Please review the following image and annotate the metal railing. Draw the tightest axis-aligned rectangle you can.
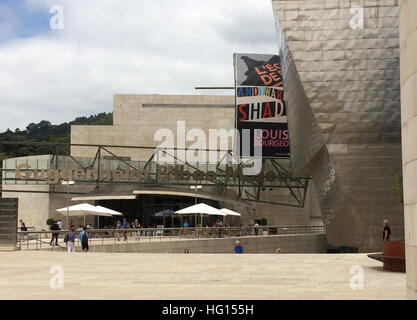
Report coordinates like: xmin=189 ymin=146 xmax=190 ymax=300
xmin=10 ymin=225 xmax=325 ymax=251
xmin=16 ymin=227 xmax=35 ymax=231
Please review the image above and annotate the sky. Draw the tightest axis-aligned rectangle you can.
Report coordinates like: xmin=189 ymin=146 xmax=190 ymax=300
xmin=0 ymin=0 xmax=279 ymax=132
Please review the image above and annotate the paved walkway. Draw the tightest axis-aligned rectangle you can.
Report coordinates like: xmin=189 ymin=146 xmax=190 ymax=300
xmin=0 ymin=251 xmax=408 ymax=299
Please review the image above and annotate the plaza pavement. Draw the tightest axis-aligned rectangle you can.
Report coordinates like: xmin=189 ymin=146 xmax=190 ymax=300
xmin=0 ymin=251 xmax=408 ymax=299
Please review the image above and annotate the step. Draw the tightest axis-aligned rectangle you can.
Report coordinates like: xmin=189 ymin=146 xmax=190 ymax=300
xmin=0 ymin=246 xmax=19 ymax=252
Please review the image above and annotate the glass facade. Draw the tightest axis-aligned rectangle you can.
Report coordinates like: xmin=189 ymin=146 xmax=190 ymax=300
xmin=97 ymin=195 xmax=219 ymax=228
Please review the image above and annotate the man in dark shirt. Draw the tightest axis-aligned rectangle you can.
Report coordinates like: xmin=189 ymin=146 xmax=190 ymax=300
xmin=50 ymin=220 xmax=60 ymax=246
xmin=383 ymin=219 xmax=391 ymax=241
xmin=19 ymin=219 xmax=27 ymax=231
xmin=122 ymin=218 xmax=129 ymax=241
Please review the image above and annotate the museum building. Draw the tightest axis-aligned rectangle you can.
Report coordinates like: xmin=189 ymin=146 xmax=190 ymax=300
xmin=1 ymin=1 xmax=406 ymax=253
xmin=1 ymin=94 xmax=322 ymax=233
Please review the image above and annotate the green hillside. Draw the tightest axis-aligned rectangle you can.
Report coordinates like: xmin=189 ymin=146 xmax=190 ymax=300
xmin=0 ymin=112 xmax=113 ymax=162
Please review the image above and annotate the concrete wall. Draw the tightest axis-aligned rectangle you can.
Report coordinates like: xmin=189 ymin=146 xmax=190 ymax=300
xmin=49 ymin=189 xmax=97 ymax=229
xmin=399 ymin=0 xmax=417 ymax=299
xmin=71 ymin=94 xmax=235 ymax=161
xmin=2 ymin=155 xmax=52 ymax=231
xmin=81 ymin=234 xmax=328 ymax=254
xmin=1 ymin=185 xmax=50 ymax=231
xmin=273 ymin=0 xmax=404 ymax=250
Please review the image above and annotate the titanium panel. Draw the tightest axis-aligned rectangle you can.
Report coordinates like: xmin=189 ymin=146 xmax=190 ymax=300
xmin=272 ymin=0 xmax=403 ymax=249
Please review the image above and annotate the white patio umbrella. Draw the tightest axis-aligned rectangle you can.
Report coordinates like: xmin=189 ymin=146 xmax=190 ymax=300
xmin=56 ymin=203 xmax=111 ymax=226
xmin=175 ymin=203 xmax=226 ymax=227
xmin=94 ymin=205 xmax=123 ymax=216
xmin=220 ymin=208 xmax=241 ymax=217
xmin=220 ymin=208 xmax=242 ymax=226
xmin=94 ymin=205 xmax=123 ymax=229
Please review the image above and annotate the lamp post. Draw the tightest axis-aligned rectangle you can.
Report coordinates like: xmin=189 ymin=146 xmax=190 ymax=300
xmin=262 ymin=187 xmax=273 ymax=226
xmin=267 ymin=188 xmax=272 ymax=226
xmin=266 ymin=197 xmax=269 ymax=226
xmin=190 ymin=185 xmax=202 ymax=226
xmin=61 ymin=180 xmax=75 ymax=230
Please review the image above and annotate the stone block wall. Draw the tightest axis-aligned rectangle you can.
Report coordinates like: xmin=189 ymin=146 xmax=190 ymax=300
xmin=80 ymin=233 xmax=328 ymax=254
xmin=399 ymin=0 xmax=417 ymax=299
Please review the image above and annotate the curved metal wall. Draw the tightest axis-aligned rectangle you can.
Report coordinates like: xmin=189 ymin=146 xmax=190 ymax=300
xmin=273 ymin=0 xmax=403 ymax=249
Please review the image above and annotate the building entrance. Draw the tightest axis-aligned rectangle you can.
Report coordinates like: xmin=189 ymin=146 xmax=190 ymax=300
xmin=97 ymin=195 xmax=219 ymax=228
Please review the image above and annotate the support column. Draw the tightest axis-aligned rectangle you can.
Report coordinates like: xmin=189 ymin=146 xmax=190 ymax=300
xmin=399 ymin=0 xmax=417 ymax=299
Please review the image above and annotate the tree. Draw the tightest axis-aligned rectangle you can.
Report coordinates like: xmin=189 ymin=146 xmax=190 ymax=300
xmin=0 ymin=112 xmax=112 ymax=159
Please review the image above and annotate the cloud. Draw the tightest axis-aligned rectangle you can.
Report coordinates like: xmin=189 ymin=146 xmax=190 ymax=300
xmin=0 ymin=0 xmax=278 ymax=131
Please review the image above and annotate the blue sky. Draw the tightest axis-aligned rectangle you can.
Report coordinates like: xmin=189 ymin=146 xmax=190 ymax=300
xmin=0 ymin=0 xmax=50 ymax=41
xmin=0 ymin=0 xmax=279 ymax=132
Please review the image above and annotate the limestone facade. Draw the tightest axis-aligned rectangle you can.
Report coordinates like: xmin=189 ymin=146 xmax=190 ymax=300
xmin=399 ymin=0 xmax=417 ymax=298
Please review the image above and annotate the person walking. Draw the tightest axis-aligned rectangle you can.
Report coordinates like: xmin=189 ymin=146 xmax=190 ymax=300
xmin=66 ymin=227 xmax=76 ymax=253
xmin=134 ymin=219 xmax=141 ymax=240
xmin=253 ymin=222 xmax=259 ymax=236
xmin=57 ymin=219 xmax=62 ymax=230
xmin=122 ymin=218 xmax=129 ymax=241
xmin=19 ymin=219 xmax=27 ymax=232
xmin=50 ymin=220 xmax=60 ymax=246
xmin=383 ymin=219 xmax=392 ymax=241
xmin=115 ymin=219 xmax=122 ymax=241
xmin=234 ymin=240 xmax=243 ymax=254
xmin=79 ymin=226 xmax=89 ymax=252
xmin=218 ymin=219 xmax=223 ymax=238
xmin=182 ymin=219 xmax=190 ymax=237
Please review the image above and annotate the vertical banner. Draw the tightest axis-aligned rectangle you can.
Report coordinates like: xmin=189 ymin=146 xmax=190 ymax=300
xmin=234 ymin=53 xmax=290 ymax=159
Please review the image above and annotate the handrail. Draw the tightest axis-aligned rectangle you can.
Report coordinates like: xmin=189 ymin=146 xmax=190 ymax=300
xmin=16 ymin=227 xmax=35 ymax=231
xmin=7 ymin=225 xmax=325 ymax=251
xmin=14 ymin=225 xmax=324 ymax=234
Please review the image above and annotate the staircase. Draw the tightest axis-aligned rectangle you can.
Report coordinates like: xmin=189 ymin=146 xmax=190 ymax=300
xmin=0 ymin=198 xmax=19 ymax=251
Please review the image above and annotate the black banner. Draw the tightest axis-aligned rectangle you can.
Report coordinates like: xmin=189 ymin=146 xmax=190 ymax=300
xmin=2 ymin=300 xmax=411 ymax=319
xmin=234 ymin=53 xmax=290 ymax=159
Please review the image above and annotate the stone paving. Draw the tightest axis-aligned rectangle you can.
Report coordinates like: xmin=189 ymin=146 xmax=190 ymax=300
xmin=0 ymin=251 xmax=408 ymax=300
